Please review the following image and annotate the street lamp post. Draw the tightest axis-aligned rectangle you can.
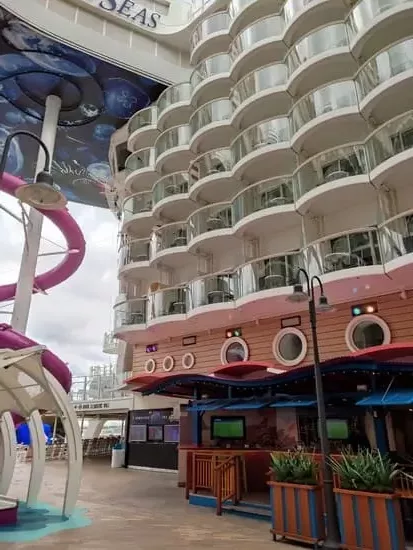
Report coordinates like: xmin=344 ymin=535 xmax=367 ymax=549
xmin=287 ymin=267 xmax=341 ymax=549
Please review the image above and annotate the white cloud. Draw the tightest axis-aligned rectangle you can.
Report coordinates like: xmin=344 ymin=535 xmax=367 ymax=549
xmin=0 ymin=192 xmax=119 ymax=375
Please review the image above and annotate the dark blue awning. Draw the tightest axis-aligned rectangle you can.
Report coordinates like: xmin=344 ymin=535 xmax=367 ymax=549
xmin=223 ymin=399 xmax=273 ymax=410
xmin=186 ymin=400 xmax=227 ymax=412
xmin=356 ymin=390 xmax=413 ymax=407
xmin=270 ymin=399 xmax=317 ymax=408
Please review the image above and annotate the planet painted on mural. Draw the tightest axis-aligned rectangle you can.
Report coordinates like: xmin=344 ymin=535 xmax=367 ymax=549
xmin=0 ymin=125 xmax=24 ymax=175
xmin=103 ymin=78 xmax=150 ymax=119
xmin=4 ymin=109 xmax=37 ymax=126
xmin=0 ymin=54 xmax=35 ymax=78
xmin=93 ymin=124 xmax=116 ymax=142
xmin=80 ymin=103 xmax=100 ymax=119
xmin=87 ymin=162 xmax=111 ymax=186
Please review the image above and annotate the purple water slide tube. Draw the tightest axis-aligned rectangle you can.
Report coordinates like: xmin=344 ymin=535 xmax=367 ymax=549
xmin=0 ymin=172 xmax=86 ymax=403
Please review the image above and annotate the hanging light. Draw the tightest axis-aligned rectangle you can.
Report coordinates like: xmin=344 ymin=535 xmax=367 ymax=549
xmin=317 ymin=294 xmax=334 ymax=312
xmin=286 ymin=283 xmax=308 ymax=303
xmin=15 ymin=171 xmax=67 ymax=210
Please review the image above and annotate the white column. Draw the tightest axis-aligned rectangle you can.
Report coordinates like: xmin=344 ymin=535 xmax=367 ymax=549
xmin=11 ymin=95 xmax=62 ymax=333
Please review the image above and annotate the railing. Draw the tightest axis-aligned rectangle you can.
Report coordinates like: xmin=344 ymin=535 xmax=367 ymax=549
xmin=188 ymin=272 xmax=236 ymax=308
xmin=191 ymin=452 xmax=216 ymax=494
xmin=114 ymin=298 xmax=147 ymax=328
xmin=188 ymin=148 xmax=233 ymax=188
xmin=70 ymin=373 xmax=129 ymax=402
xmin=229 ymin=15 xmax=285 ymax=60
xmin=215 ymin=456 xmax=240 ymax=515
xmin=229 ymin=0 xmax=255 ymax=19
xmin=230 ymin=63 xmax=288 ymax=109
xmin=152 ymin=172 xmax=189 ymax=205
xmin=102 ymin=331 xmax=118 ymax=355
xmin=148 ymin=286 xmax=188 ymax=319
xmin=231 ymin=117 xmax=290 ymax=164
xmin=150 ymin=222 xmax=188 ymax=255
xmin=346 ymin=0 xmax=411 ymax=40
xmin=284 ymin=0 xmax=317 ymax=23
xmin=157 ymin=82 xmax=191 ymax=119
xmin=190 ymin=11 xmax=230 ymax=52
xmin=128 ymin=106 xmax=157 ymax=135
xmin=189 ymin=98 xmax=233 ymax=137
xmin=366 ymin=111 xmax=413 ymax=170
xmin=125 ymin=148 xmax=155 ymax=173
xmin=122 ymin=191 xmax=153 ymax=223
xmin=191 ymin=53 xmax=231 ymax=91
xmin=119 ymin=239 xmax=150 ymax=267
xmin=155 ymin=125 xmax=191 ymax=159
xmin=379 ymin=211 xmax=413 ymax=262
xmin=188 ymin=202 xmax=232 ymax=240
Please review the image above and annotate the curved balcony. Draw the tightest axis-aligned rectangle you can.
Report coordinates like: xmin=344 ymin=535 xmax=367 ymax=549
xmin=236 ymin=252 xmax=302 ymax=316
xmin=190 ymin=11 xmax=231 ymax=65
xmin=230 ymin=63 xmax=290 ymax=129
xmin=290 ymin=80 xmax=364 ymax=156
xmin=152 ymin=172 xmax=194 ymax=221
xmin=127 ymin=106 xmax=158 ymax=151
xmin=380 ymin=210 xmax=413 ymax=281
xmin=356 ymin=38 xmax=413 ymax=122
xmin=294 ymin=144 xmax=372 ymax=215
xmin=287 ymin=23 xmax=354 ymax=97
xmin=121 ymin=191 xmax=154 ymax=236
xmin=147 ymin=286 xmax=188 ymax=331
xmin=188 ymin=272 xmax=236 ymax=321
xmin=190 ymin=53 xmax=232 ymax=107
xmin=188 ymin=148 xmax=238 ymax=202
xmin=231 ymin=117 xmax=293 ymax=181
xmin=154 ymin=124 xmax=193 ymax=174
xmin=189 ymin=98 xmax=234 ymax=153
xmin=118 ymin=238 xmax=154 ymax=281
xmin=232 ymin=176 xmax=298 ymax=237
xmin=113 ymin=298 xmax=147 ymax=340
xmin=367 ymin=110 xmax=413 ymax=188
xmin=346 ymin=0 xmax=413 ymax=59
xmin=229 ymin=0 xmax=280 ymax=37
xmin=156 ymin=82 xmax=192 ymax=131
xmin=124 ymin=148 xmax=157 ymax=192
xmin=229 ymin=15 xmax=286 ymax=81
xmin=187 ymin=202 xmax=235 ymax=254
xmin=150 ymin=222 xmax=192 ymax=269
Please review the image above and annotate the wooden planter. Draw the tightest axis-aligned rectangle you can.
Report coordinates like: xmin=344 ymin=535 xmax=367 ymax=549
xmin=334 ymin=488 xmax=405 ymax=550
xmin=268 ymin=480 xmax=325 ymax=545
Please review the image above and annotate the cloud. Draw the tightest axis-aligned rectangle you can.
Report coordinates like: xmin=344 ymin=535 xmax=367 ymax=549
xmin=0 ymin=193 xmax=119 ymax=375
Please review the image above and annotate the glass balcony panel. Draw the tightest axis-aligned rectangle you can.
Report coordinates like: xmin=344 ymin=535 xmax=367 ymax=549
xmin=157 ymin=83 xmax=191 ymax=118
xmin=237 ymin=253 xmax=301 ymax=296
xmin=232 ymin=117 xmax=290 ymax=164
xmin=191 ymin=54 xmax=231 ymax=90
xmin=189 ymin=273 xmax=236 ymax=308
xmin=151 ymin=223 xmax=188 ymax=257
xmin=294 ymin=145 xmax=368 ymax=199
xmin=153 ymin=173 xmax=189 ymax=204
xmin=114 ymin=298 xmax=147 ymax=328
xmin=191 ymin=12 xmax=231 ymax=50
xmin=149 ymin=287 xmax=188 ymax=318
xmin=229 ymin=0 xmax=254 ymax=18
xmin=122 ymin=191 xmax=153 ymax=222
xmin=188 ymin=203 xmax=232 ymax=239
xmin=190 ymin=99 xmax=233 ymax=136
xmin=347 ymin=0 xmax=410 ymax=39
xmin=291 ymin=80 xmax=358 ymax=133
xmin=380 ymin=213 xmax=413 ymax=261
xmin=125 ymin=148 xmax=155 ymax=172
xmin=367 ymin=112 xmax=413 ymax=169
xmin=119 ymin=239 xmax=150 ymax=267
xmin=287 ymin=24 xmax=349 ymax=74
xmin=231 ymin=63 xmax=288 ymax=108
xmin=233 ymin=177 xmax=294 ymax=223
xmin=189 ymin=148 xmax=233 ymax=187
xmin=284 ymin=0 xmax=318 ymax=23
xmin=230 ymin=15 xmax=285 ymax=59
xmin=128 ymin=106 xmax=157 ymax=134
xmin=155 ymin=125 xmax=190 ymax=158
xmin=356 ymin=38 xmax=413 ymax=99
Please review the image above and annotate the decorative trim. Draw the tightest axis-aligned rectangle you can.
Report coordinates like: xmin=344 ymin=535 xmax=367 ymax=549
xmin=144 ymin=358 xmax=156 ymax=374
xmin=162 ymin=355 xmax=175 ymax=372
xmin=345 ymin=314 xmax=391 ymax=352
xmin=182 ymin=352 xmax=195 ymax=369
xmin=220 ymin=337 xmax=249 ymax=365
xmin=272 ymin=328 xmax=307 ymax=367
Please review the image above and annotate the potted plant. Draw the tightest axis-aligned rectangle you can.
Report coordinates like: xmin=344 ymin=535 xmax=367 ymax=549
xmin=267 ymin=451 xmax=325 ymax=545
xmin=330 ymin=450 xmax=405 ymax=550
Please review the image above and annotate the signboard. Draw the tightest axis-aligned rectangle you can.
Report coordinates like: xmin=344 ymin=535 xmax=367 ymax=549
xmin=88 ymin=0 xmax=162 ymax=28
xmin=72 ymin=396 xmax=133 ymax=412
xmin=129 ymin=408 xmax=174 ymax=425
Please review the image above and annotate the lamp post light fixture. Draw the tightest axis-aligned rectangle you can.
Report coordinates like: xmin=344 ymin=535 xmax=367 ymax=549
xmin=287 ymin=267 xmax=341 ymax=549
xmin=0 ymin=130 xmax=66 ymax=210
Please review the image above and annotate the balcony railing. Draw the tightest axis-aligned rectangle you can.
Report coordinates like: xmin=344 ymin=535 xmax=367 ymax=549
xmin=293 ymin=144 xmax=368 ymax=199
xmin=155 ymin=125 xmax=191 ymax=159
xmin=191 ymin=11 xmax=231 ymax=51
xmin=153 ymin=172 xmax=189 ymax=205
xmin=356 ymin=38 xmax=413 ymax=100
xmin=233 ymin=177 xmax=294 ymax=224
xmin=290 ymin=80 xmax=358 ymax=133
xmin=128 ymin=106 xmax=157 ymax=135
xmin=284 ymin=0 xmax=317 ymax=23
xmin=308 ymin=228 xmax=382 ymax=274
xmin=191 ymin=53 xmax=231 ymax=90
xmin=125 ymin=148 xmax=155 ymax=173
xmin=237 ymin=253 xmax=301 ymax=297
xmin=122 ymin=191 xmax=153 ymax=223
xmin=230 ymin=63 xmax=288 ymax=109
xmin=189 ymin=272 xmax=236 ymax=308
xmin=188 ymin=203 xmax=232 ymax=240
xmin=157 ymin=82 xmax=191 ymax=118
xmin=346 ymin=0 xmax=410 ymax=40
xmin=189 ymin=98 xmax=233 ymax=136
xmin=366 ymin=110 xmax=413 ymax=170
xmin=70 ymin=373 xmax=129 ymax=402
xmin=151 ymin=222 xmax=188 ymax=256
xmin=232 ymin=117 xmax=290 ymax=164
xmin=380 ymin=212 xmax=413 ymax=262
xmin=148 ymin=287 xmax=188 ymax=319
xmin=188 ymin=148 xmax=233 ymax=187
xmin=119 ymin=239 xmax=150 ymax=267
xmin=229 ymin=0 xmax=255 ymax=18
xmin=114 ymin=298 xmax=147 ymax=328
xmin=229 ymin=15 xmax=285 ymax=60
xmin=102 ymin=331 xmax=118 ymax=354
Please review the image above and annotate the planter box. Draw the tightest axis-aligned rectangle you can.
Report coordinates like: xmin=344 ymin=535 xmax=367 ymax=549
xmin=268 ymin=480 xmax=324 ymax=545
xmin=334 ymin=488 xmax=405 ymax=550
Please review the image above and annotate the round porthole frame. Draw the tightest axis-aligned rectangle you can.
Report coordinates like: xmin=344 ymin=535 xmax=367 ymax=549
xmin=345 ymin=314 xmax=391 ymax=352
xmin=220 ymin=337 xmax=249 ymax=365
xmin=182 ymin=352 xmax=195 ymax=369
xmin=162 ymin=355 xmax=175 ymax=372
xmin=272 ymin=328 xmax=308 ymax=367
xmin=144 ymin=358 xmax=156 ymax=374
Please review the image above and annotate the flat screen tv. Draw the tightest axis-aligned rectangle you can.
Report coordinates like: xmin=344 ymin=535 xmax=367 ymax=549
xmin=211 ymin=416 xmax=246 ymax=440
xmin=164 ymin=424 xmax=180 ymax=443
xmin=148 ymin=425 xmax=163 ymax=442
xmin=129 ymin=425 xmax=147 ymax=442
xmin=326 ymin=419 xmax=349 ymax=440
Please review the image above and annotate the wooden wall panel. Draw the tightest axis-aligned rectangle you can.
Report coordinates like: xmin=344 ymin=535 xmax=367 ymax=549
xmin=131 ymin=291 xmax=413 ymax=377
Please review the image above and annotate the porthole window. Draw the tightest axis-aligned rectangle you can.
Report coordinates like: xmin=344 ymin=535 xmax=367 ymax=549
xmin=144 ymin=358 xmax=156 ymax=374
xmin=346 ymin=314 xmax=391 ymax=352
xmin=272 ymin=328 xmax=307 ymax=367
xmin=182 ymin=352 xmax=195 ymax=369
xmin=162 ymin=355 xmax=175 ymax=372
xmin=220 ymin=337 xmax=249 ymax=365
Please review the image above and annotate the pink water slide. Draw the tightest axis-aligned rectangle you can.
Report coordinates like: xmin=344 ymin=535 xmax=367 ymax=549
xmin=0 ymin=172 xmax=86 ymax=393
